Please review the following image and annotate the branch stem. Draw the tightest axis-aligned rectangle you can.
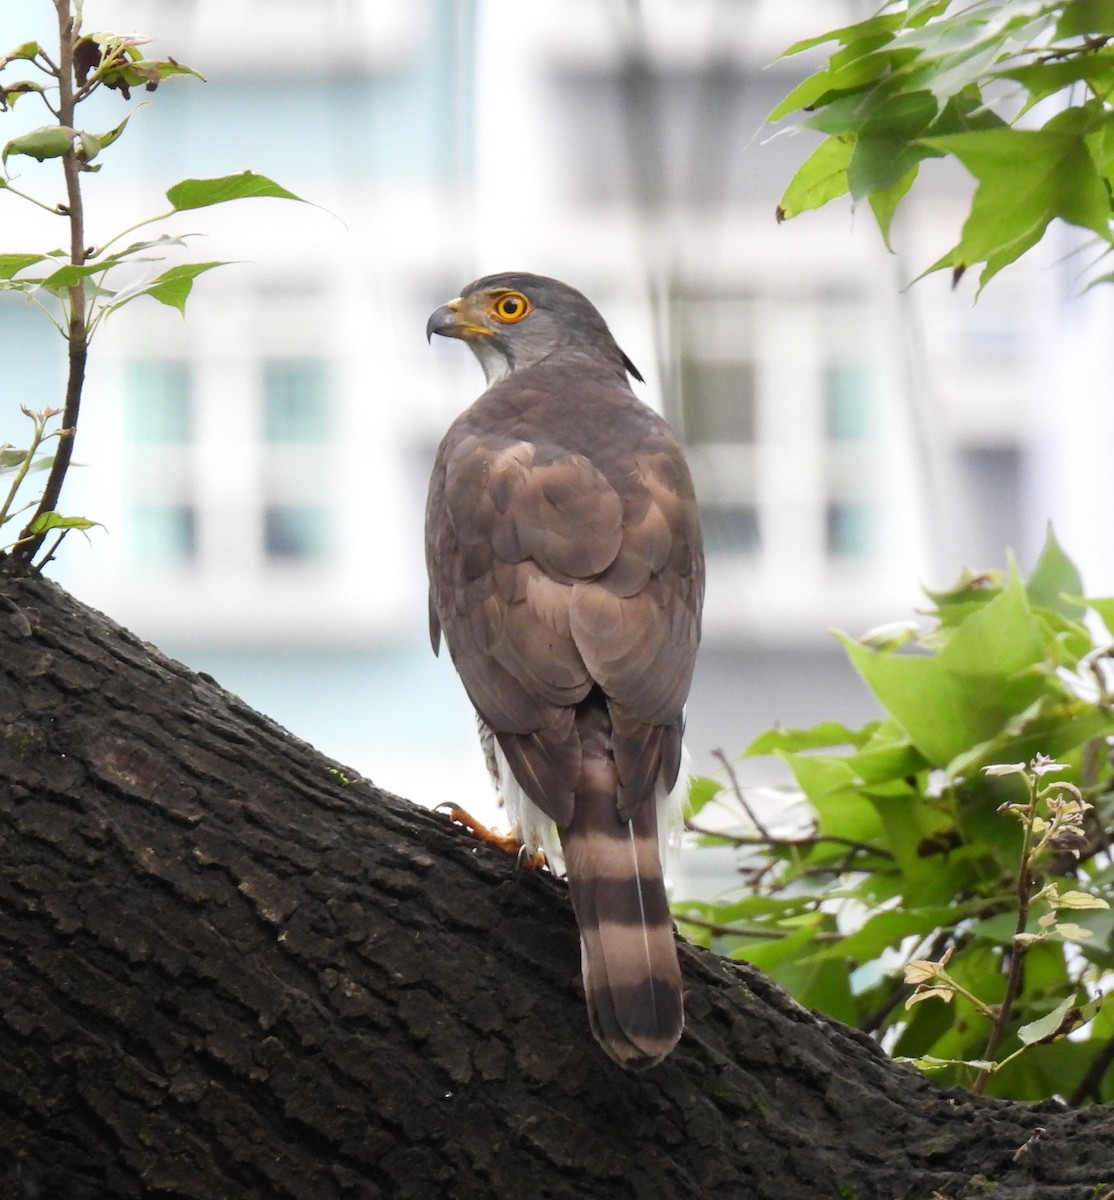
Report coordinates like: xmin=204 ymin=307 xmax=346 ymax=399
xmin=973 ymin=779 xmax=1038 ymax=1094
xmin=14 ymin=0 xmax=88 ymax=566
xmin=1 ymin=181 xmax=67 ymax=214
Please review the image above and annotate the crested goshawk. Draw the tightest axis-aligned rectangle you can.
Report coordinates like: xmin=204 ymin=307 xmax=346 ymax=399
xmin=425 ymin=272 xmax=704 ymax=1069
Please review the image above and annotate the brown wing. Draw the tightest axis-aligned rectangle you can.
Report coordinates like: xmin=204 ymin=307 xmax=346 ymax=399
xmin=425 ymin=368 xmax=703 ymax=827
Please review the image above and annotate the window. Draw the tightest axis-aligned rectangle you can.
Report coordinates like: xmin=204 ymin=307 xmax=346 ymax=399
xmin=124 ymin=360 xmax=196 ymax=570
xmin=130 ymin=503 xmax=197 ymax=569
xmin=826 ymin=502 xmax=874 ymax=558
xmin=825 ymin=363 xmax=872 ymax=440
xmin=680 ymin=359 xmax=757 ymax=444
xmin=701 ymin=502 xmax=760 ymax=555
xmin=263 ymin=359 xmax=330 ymax=443
xmin=264 ymin=504 xmax=328 ymax=562
xmin=672 ymin=287 xmax=890 ymax=573
xmin=673 ymin=293 xmax=762 ymax=556
xmin=261 ymin=358 xmax=332 ymax=565
xmin=125 ymin=360 xmax=192 ymax=443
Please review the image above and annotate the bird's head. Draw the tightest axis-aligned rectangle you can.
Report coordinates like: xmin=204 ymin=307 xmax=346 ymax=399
xmin=426 ymin=272 xmax=643 ymax=387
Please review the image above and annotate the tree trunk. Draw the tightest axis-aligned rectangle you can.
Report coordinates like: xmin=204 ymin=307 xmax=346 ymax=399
xmin=1 ymin=562 xmax=1111 ymax=1200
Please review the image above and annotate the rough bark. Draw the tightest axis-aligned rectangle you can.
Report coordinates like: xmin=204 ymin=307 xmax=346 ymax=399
xmin=1 ymin=561 xmax=1112 ymax=1200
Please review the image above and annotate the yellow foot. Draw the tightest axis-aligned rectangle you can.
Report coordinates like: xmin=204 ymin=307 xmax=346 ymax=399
xmin=435 ymin=804 xmax=546 ymax=870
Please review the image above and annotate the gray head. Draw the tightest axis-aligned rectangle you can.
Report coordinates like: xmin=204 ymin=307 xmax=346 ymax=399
xmin=425 ymin=272 xmax=643 ymax=387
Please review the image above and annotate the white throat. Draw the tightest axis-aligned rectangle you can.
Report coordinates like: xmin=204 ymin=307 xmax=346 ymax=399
xmin=469 ymin=340 xmax=512 ymax=385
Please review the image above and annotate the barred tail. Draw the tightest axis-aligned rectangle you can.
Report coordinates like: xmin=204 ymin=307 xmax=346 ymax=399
xmin=561 ymin=748 xmax=683 ymax=1070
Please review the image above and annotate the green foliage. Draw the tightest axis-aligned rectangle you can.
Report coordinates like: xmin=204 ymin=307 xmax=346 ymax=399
xmin=0 ymin=7 xmax=305 ymax=565
xmin=678 ymin=530 xmax=1114 ymax=1101
xmin=771 ymin=0 xmax=1114 ymax=290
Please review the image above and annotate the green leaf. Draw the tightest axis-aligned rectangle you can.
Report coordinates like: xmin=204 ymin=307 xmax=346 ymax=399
xmin=1085 ymin=595 xmax=1114 ymax=636
xmin=855 ymin=85 xmax=1007 ymax=224
xmin=676 ymin=893 xmax=817 ymax=928
xmin=950 ymin=695 xmax=1112 ymax=781
xmin=777 ymin=136 xmax=853 ymax=221
xmin=37 ymin=262 xmax=119 ymax=293
xmin=81 ymin=110 xmax=137 ymax=163
xmin=925 ymin=568 xmax=1003 ymax=626
xmin=897 ymin=1053 xmax=995 ymax=1072
xmin=868 ymin=787 xmax=966 ymax=893
xmin=2 ymin=41 xmax=44 ymax=64
xmin=112 ymin=233 xmax=196 ymax=256
xmin=787 ymin=754 xmax=886 ymax=849
xmin=1056 ymin=922 xmax=1097 ymax=942
xmin=830 ymin=646 xmax=943 ymax=767
xmin=0 ymin=80 xmax=45 ymax=109
xmin=811 ymin=905 xmax=961 ymax=964
xmin=115 ymin=261 xmax=229 ymax=315
xmin=768 ymin=953 xmax=859 ymax=1025
xmin=919 ymin=126 xmax=1112 ymax=290
xmin=1057 ymin=0 xmax=1114 ymax=37
xmin=848 ymin=135 xmax=925 ymax=200
xmin=1002 ymin=51 xmax=1114 ymax=108
xmin=838 ymin=570 xmax=1053 ymax=765
xmin=0 ymin=253 xmax=48 ymax=279
xmin=805 ymin=87 xmax=938 ymax=140
xmin=1017 ymin=995 xmax=1079 ymax=1045
xmin=99 ymin=56 xmax=205 ymax=96
xmin=903 ymin=10 xmax=1053 ymax=101
xmin=166 ymin=171 xmax=304 ymax=212
xmin=686 ymin=775 xmax=722 ymax=817
xmin=1087 ymin=113 xmax=1114 ymax=185
xmin=1025 ymin=526 xmax=1084 ymax=618
xmin=845 ymin=730 xmax=927 ymax=787
xmin=3 ymin=125 xmax=74 ymax=168
xmin=779 ymin=10 xmax=915 ymax=61
xmin=1056 ymin=890 xmax=1109 ymax=911
xmin=27 ymin=511 xmax=102 ymax=535
xmin=746 ymin=720 xmax=871 ymax=756
xmin=868 ymin=165 xmax=920 ymax=248
xmin=76 ymin=131 xmax=102 ymax=163
xmin=732 ymin=912 xmax=827 ymax=970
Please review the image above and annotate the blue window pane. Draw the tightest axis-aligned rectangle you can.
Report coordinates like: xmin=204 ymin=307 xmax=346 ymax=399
xmin=826 ymin=364 xmax=872 ymax=440
xmin=264 ymin=505 xmax=328 ymax=561
xmin=263 ymin=360 xmax=329 ymax=443
xmin=126 ymin=361 xmax=192 ymax=444
xmin=826 ymin=503 xmax=873 ymax=558
xmin=702 ymin=503 xmax=761 ymax=555
xmin=130 ymin=503 xmax=196 ymax=567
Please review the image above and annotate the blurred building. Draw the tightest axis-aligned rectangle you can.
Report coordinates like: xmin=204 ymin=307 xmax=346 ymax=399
xmin=0 ymin=0 xmax=1104 ymax=816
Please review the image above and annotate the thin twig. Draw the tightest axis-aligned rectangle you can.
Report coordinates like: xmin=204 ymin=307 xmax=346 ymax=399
xmin=676 ymin=914 xmax=787 ymax=941
xmin=35 ymin=529 xmax=70 ymax=570
xmin=687 ymin=821 xmax=893 ymax=861
xmin=0 ymin=181 xmax=67 ymax=214
xmin=973 ymin=783 xmax=1039 ymax=1094
xmin=677 ymin=912 xmax=843 ymax=944
xmin=712 ymin=747 xmax=773 ymax=840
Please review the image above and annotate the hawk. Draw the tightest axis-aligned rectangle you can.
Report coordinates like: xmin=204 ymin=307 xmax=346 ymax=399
xmin=425 ymin=272 xmax=704 ymax=1069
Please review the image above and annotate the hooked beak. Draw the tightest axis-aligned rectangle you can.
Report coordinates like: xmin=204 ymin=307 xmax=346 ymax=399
xmin=425 ymin=296 xmax=495 ymax=343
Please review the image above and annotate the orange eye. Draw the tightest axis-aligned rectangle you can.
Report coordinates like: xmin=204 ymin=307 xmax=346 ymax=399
xmin=490 ymin=291 xmax=532 ymax=323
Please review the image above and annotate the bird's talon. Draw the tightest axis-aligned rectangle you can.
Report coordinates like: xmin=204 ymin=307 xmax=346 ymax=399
xmin=515 ymin=843 xmax=547 ymax=874
xmin=437 ymin=804 xmax=526 ymax=857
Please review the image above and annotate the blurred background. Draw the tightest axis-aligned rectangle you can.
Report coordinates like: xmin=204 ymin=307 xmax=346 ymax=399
xmin=3 ymin=0 xmax=1114 ymax=842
